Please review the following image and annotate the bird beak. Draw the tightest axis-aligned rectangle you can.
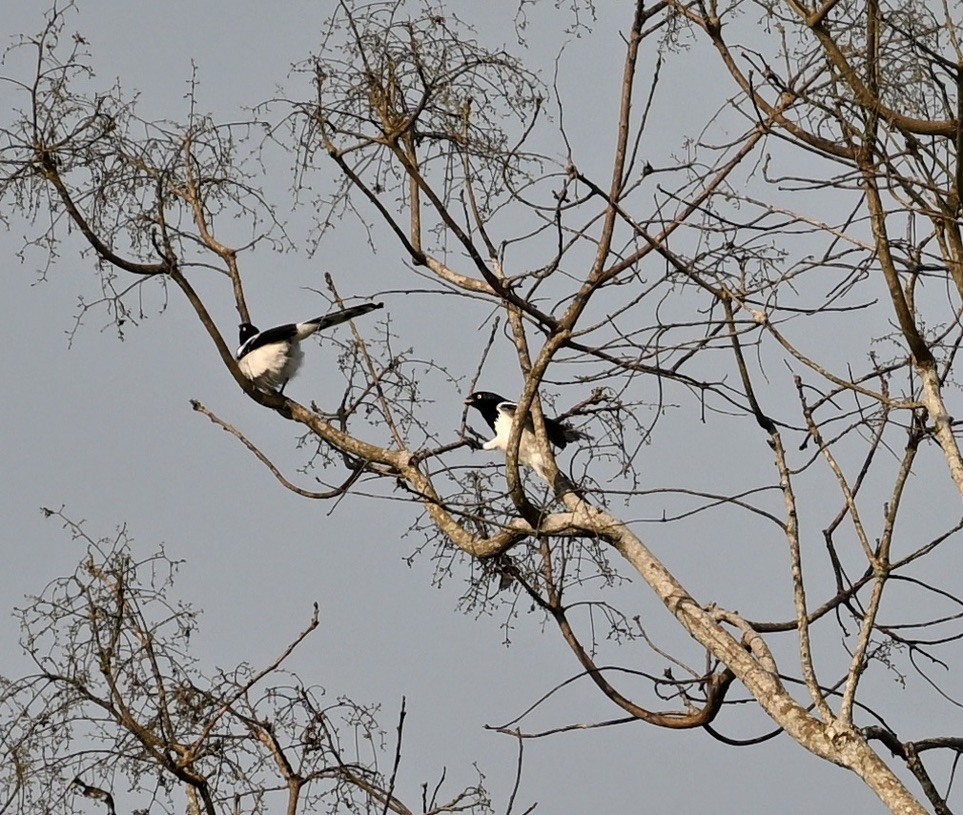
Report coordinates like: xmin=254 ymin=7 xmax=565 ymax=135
xmin=464 ymin=395 xmax=472 ymax=404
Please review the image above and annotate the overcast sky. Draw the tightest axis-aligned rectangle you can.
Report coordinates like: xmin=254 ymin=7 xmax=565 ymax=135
xmin=2 ymin=2 xmax=952 ymax=813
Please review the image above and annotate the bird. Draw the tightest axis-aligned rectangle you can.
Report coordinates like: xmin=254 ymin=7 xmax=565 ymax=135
xmin=70 ymin=777 xmax=116 ymax=815
xmin=236 ymin=302 xmax=383 ymax=392
xmin=464 ymin=390 xmax=585 ymax=481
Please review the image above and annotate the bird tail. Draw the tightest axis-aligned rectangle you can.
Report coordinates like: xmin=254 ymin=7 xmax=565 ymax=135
xmin=561 ymin=425 xmax=588 ymax=443
xmin=308 ymin=302 xmax=384 ymax=332
xmin=548 ymin=420 xmax=589 ymax=450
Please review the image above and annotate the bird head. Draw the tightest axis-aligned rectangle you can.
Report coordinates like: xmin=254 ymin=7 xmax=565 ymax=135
xmin=238 ymin=322 xmax=259 ymax=344
xmin=465 ymin=391 xmax=504 ymax=409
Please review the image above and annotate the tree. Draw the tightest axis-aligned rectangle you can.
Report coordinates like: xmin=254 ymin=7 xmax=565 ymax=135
xmin=3 ymin=1 xmax=963 ymax=813
xmin=1 ymin=510 xmax=497 ymax=815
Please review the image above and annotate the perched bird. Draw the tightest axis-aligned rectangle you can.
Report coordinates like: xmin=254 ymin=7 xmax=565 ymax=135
xmin=464 ymin=390 xmax=585 ymax=481
xmin=236 ymin=302 xmax=383 ymax=392
xmin=70 ymin=777 xmax=116 ymax=815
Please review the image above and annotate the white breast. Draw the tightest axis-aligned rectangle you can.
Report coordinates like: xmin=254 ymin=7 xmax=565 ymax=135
xmin=485 ymin=409 xmax=550 ymax=481
xmin=238 ymin=342 xmax=303 ymax=390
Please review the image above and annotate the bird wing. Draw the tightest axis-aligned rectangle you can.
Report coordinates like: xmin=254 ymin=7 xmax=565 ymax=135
xmin=237 ymin=323 xmax=299 ymax=359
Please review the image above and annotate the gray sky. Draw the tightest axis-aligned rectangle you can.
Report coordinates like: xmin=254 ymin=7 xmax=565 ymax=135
xmin=1 ymin=1 xmax=949 ymax=813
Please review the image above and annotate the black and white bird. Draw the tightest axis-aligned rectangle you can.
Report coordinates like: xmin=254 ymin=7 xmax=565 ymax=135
xmin=236 ymin=302 xmax=383 ymax=392
xmin=71 ymin=777 xmax=116 ymax=815
xmin=465 ymin=390 xmax=585 ymax=481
